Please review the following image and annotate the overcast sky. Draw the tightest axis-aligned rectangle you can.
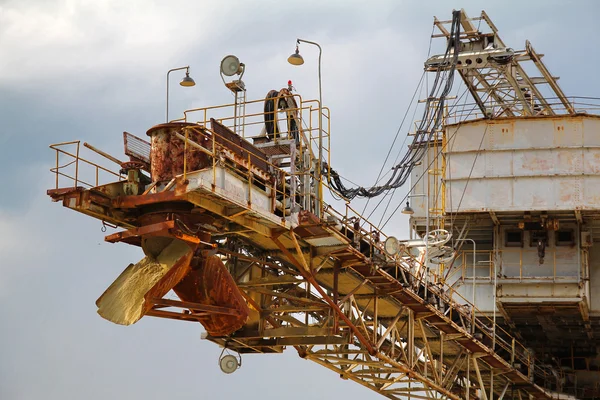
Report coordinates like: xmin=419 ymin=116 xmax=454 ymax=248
xmin=2 ymin=1 xmax=600 ymax=399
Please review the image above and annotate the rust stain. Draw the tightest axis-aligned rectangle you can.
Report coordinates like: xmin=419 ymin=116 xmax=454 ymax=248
xmin=142 ymin=245 xmax=194 ymax=316
xmin=146 ymin=123 xmax=211 ymax=182
xmin=531 ymin=194 xmax=546 ymax=207
xmin=523 ymin=155 xmax=551 ymax=172
xmin=210 ymin=119 xmax=269 ymax=173
xmin=174 ymin=255 xmax=250 ymax=337
xmin=558 ymin=181 xmax=575 ymax=203
xmin=588 ymin=152 xmax=600 ymax=173
xmin=556 ymin=151 xmax=577 ymax=172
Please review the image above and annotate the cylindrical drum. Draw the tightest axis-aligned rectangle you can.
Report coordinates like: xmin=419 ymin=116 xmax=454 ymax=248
xmin=146 ymin=122 xmax=211 ymax=182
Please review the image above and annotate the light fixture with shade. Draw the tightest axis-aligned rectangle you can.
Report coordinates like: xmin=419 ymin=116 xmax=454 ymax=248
xmin=180 ymin=72 xmax=195 ymax=87
xmin=401 ymin=201 xmax=415 ymax=215
xmin=166 ymin=65 xmax=195 ymax=122
xmin=287 ymin=44 xmax=304 ymax=66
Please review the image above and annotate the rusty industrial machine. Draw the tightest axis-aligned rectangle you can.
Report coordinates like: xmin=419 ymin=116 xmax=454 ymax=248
xmin=48 ymin=9 xmax=600 ymax=400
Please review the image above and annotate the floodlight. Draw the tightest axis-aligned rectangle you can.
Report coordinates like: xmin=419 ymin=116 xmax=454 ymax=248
xmin=220 ymin=55 xmax=242 ymax=76
xmin=219 ymin=354 xmax=239 ymax=374
xmin=384 ymin=236 xmax=400 ymax=256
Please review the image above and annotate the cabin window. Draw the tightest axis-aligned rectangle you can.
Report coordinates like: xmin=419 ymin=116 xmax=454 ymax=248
xmin=505 ymin=230 xmax=523 ymax=247
xmin=556 ymin=229 xmax=575 ymax=246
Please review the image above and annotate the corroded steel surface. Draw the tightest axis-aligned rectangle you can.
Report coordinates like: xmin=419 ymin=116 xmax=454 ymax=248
xmin=123 ymin=131 xmax=151 ymax=165
xmin=146 ymin=122 xmax=211 ymax=182
xmin=174 ymin=255 xmax=250 ymax=337
xmin=210 ymin=118 xmax=269 ymax=173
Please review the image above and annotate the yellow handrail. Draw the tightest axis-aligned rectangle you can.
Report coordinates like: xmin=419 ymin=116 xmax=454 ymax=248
xmin=49 ymin=141 xmax=122 ymax=189
xmin=174 ymin=94 xmax=331 ymax=218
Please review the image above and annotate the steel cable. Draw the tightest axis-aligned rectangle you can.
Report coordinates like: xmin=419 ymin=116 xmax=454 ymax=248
xmin=325 ymin=10 xmax=463 ymax=200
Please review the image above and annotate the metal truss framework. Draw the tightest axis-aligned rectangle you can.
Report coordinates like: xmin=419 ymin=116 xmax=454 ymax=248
xmin=45 ymin=12 xmax=583 ymax=393
xmin=431 ymin=10 xmax=575 ymax=119
xmin=48 ymin=128 xmax=564 ymax=399
xmin=148 ymin=223 xmax=560 ymax=400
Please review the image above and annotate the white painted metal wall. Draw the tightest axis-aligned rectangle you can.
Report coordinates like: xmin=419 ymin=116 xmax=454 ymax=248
xmin=498 ymin=225 xmax=580 ymax=281
xmin=444 ymin=115 xmax=600 ymax=213
xmin=408 ymin=115 xmax=600 ymax=313
xmin=408 ymin=145 xmax=439 ymax=219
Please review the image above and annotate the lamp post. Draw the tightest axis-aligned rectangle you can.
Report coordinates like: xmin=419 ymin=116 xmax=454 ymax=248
xmin=288 ymin=39 xmax=323 ymax=217
xmin=166 ymin=66 xmax=195 ymax=123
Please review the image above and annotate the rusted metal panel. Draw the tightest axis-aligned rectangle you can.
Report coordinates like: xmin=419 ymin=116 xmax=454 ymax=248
xmin=112 ymin=190 xmax=181 ymax=208
xmin=555 ymin=119 xmax=583 ymax=147
xmin=47 ymin=186 xmax=85 ymax=200
xmin=511 ymin=118 xmax=553 ymax=149
xmin=583 ymin=147 xmax=600 ymax=174
xmin=105 ymin=218 xmax=213 ymax=247
xmin=513 ymin=178 xmax=551 ymax=209
xmin=105 ymin=220 xmax=178 ymax=243
xmin=123 ymin=131 xmax=151 ymax=171
xmin=488 ymin=120 xmax=515 ymax=149
xmin=210 ymin=118 xmax=269 ymax=173
xmin=142 ymin=245 xmax=194 ymax=316
xmin=174 ymin=255 xmax=250 ymax=337
xmin=294 ymin=210 xmax=327 ymax=237
xmin=584 ymin=176 xmax=600 ymax=206
xmin=146 ymin=122 xmax=211 ymax=182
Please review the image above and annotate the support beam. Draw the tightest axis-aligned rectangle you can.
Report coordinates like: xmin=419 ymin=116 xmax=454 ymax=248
xmin=376 ymin=309 xmax=405 ymax=349
xmin=271 ymin=235 xmax=377 ymax=356
xmin=497 ymin=382 xmax=509 ymax=400
xmin=472 ymin=356 xmax=489 ymax=400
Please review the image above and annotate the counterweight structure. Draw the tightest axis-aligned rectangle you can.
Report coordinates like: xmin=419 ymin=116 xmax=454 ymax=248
xmin=47 ymin=10 xmax=598 ymax=400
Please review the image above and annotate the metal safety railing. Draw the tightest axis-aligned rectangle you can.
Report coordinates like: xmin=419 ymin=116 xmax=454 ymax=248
xmin=323 ymin=200 xmax=528 ymax=364
xmin=177 ymin=94 xmax=331 ymax=215
xmin=319 ymin=199 xmax=566 ymax=387
xmin=445 ymin=96 xmax=600 ymax=125
xmin=173 ymin=95 xmax=330 ymax=218
xmin=49 ymin=141 xmax=123 ymax=190
xmin=174 ymin=130 xmax=508 ymax=353
xmin=176 ymin=124 xmax=319 ymax=223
